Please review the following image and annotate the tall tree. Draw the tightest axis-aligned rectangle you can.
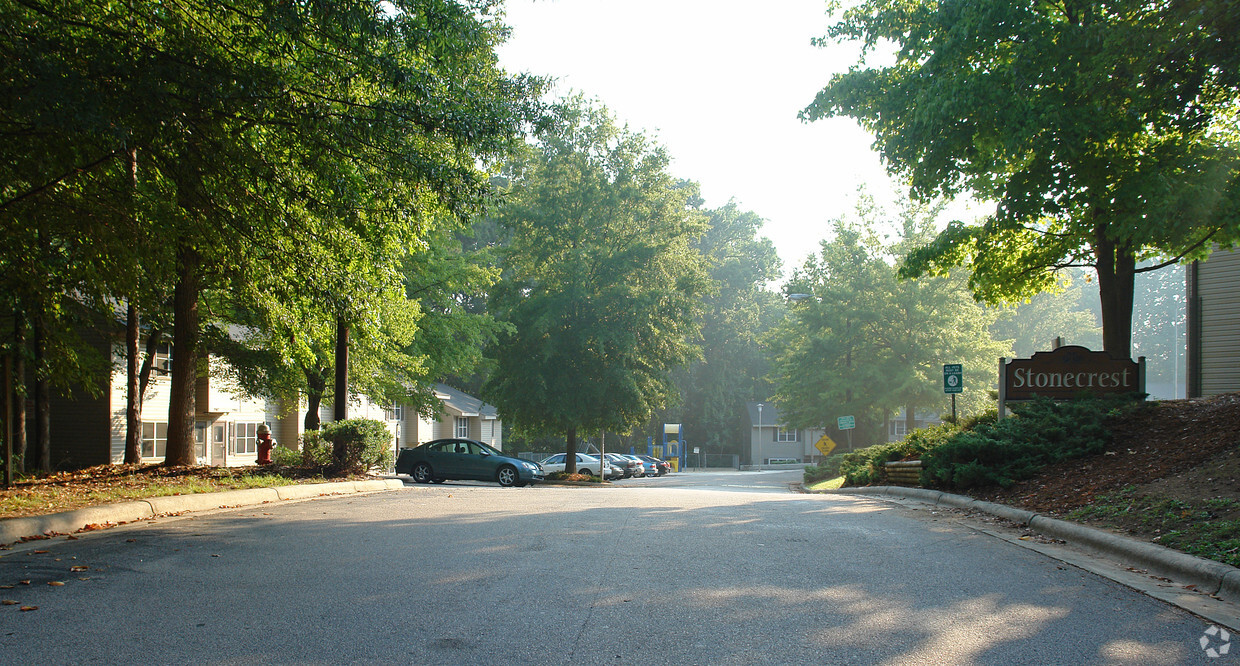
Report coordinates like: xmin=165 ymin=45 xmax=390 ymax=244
xmin=989 ymin=269 xmax=1102 ymax=358
xmin=485 ymin=99 xmax=708 ymax=473
xmin=803 ymin=0 xmax=1240 ymax=357
xmin=212 ymin=222 xmax=507 ymax=429
xmin=2 ymin=0 xmax=541 ymax=466
xmin=771 ymin=196 xmax=1008 ymax=445
xmin=675 ymin=200 xmax=782 ymax=458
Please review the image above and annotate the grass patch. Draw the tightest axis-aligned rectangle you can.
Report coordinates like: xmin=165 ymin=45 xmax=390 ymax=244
xmin=0 ymin=464 xmax=335 ymax=519
xmin=806 ymin=476 xmax=846 ymax=491
xmin=1069 ymin=486 xmax=1240 ymax=567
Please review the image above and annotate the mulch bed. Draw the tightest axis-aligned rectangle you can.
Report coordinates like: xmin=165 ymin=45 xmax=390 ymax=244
xmin=968 ymin=393 xmax=1240 ymax=516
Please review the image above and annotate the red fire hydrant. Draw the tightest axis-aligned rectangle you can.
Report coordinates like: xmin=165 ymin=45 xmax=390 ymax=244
xmin=256 ymin=424 xmax=275 ymax=465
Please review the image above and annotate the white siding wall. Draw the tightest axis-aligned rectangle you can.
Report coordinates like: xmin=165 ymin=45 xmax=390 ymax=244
xmin=480 ymin=418 xmax=502 ymax=450
xmin=107 ymin=342 xmax=175 ymax=463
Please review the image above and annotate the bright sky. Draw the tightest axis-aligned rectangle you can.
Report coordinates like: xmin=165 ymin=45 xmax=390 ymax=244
xmin=495 ymin=0 xmax=901 ymax=274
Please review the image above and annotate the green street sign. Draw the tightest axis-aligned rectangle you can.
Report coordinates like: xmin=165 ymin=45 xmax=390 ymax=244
xmin=837 ymin=415 xmax=856 ymax=430
xmin=944 ymin=363 xmax=963 ymax=394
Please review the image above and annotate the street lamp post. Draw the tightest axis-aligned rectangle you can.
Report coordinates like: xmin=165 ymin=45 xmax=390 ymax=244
xmin=756 ymin=403 xmax=763 ymax=471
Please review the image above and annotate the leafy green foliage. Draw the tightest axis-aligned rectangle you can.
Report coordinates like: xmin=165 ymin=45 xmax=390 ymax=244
xmin=838 ymin=422 xmax=960 ymax=486
xmin=485 ymin=98 xmax=708 ymax=457
xmin=835 ymin=397 xmax=1142 ymax=488
xmin=296 ymin=431 xmax=335 ymax=469
xmin=770 ymin=194 xmax=1009 ymax=444
xmin=805 ymin=0 xmax=1240 ymax=357
xmin=673 ymin=200 xmax=782 ymax=458
xmin=804 ymin=453 xmax=847 ymax=484
xmin=1070 ymin=487 xmax=1240 ymax=568
xmin=319 ymin=418 xmax=393 ymax=475
xmin=1 ymin=0 xmax=543 ymax=465
xmin=989 ymin=269 xmax=1102 ymax=358
xmin=920 ymin=397 xmax=1140 ymax=489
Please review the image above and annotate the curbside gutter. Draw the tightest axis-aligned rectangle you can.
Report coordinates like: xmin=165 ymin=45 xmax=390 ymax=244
xmin=829 ymin=485 xmax=1240 ymax=603
xmin=0 ymin=479 xmax=406 ymax=547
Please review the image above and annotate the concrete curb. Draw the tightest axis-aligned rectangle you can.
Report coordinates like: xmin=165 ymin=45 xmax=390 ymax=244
xmin=828 ymin=485 xmax=1240 ymax=601
xmin=0 ymin=479 xmax=405 ymax=547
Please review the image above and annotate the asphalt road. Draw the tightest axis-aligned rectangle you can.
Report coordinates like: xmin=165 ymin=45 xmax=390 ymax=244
xmin=0 ymin=470 xmax=1226 ymax=664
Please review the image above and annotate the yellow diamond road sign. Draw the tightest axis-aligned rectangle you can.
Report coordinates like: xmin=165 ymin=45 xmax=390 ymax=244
xmin=815 ymin=434 xmax=838 ymax=456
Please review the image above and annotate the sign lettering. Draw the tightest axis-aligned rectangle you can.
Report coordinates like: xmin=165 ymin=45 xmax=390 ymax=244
xmin=1003 ymin=346 xmax=1140 ymax=400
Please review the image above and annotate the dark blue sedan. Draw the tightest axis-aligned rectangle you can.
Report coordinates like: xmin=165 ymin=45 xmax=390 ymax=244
xmin=396 ymin=438 xmax=543 ymax=487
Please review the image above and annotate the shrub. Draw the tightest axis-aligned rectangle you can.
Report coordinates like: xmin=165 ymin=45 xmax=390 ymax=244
xmin=920 ymin=396 xmax=1140 ymax=489
xmin=804 ymin=454 xmax=847 ymax=484
xmin=318 ymin=418 xmax=394 ymax=475
xmin=298 ymin=430 xmax=334 ymax=468
xmin=958 ymin=409 xmax=998 ymax=431
xmin=837 ymin=421 xmax=961 ymax=486
xmin=271 ymin=444 xmax=302 ymax=467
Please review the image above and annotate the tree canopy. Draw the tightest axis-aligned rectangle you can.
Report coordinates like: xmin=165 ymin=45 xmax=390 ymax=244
xmin=484 ymin=99 xmax=708 ymax=470
xmin=2 ymin=0 xmax=541 ymax=466
xmin=771 ymin=196 xmax=1009 ymax=445
xmin=803 ymin=0 xmax=1240 ymax=357
xmin=672 ymin=200 xmax=782 ymax=457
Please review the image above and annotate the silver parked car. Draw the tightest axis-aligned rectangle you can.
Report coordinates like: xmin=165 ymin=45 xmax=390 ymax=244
xmin=604 ymin=453 xmax=644 ymax=478
xmin=538 ymin=452 xmax=616 ymax=478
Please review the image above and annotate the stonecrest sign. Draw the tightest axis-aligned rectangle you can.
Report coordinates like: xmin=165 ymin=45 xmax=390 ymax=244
xmin=1002 ymin=346 xmax=1142 ymax=401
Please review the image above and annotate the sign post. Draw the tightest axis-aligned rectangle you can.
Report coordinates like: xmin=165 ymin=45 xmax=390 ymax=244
xmin=943 ymin=363 xmax=963 ymax=423
xmin=837 ymin=415 xmax=855 ymax=451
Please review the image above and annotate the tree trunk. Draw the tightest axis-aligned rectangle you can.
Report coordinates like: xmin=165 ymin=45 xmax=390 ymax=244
xmin=332 ymin=317 xmax=350 ymax=467
xmin=304 ymin=368 xmax=325 ymax=432
xmin=905 ymin=405 xmax=915 ymax=439
xmin=165 ymin=246 xmax=200 ymax=467
xmin=32 ymin=314 xmax=50 ymax=473
xmin=1093 ymin=231 xmax=1137 ymax=358
xmin=124 ymin=146 xmax=142 ymax=464
xmin=138 ymin=327 xmax=162 ymax=401
xmin=3 ymin=354 xmax=10 ymax=487
xmin=565 ymin=426 xmax=578 ymax=474
xmin=124 ymin=301 xmax=141 ymax=464
xmin=12 ymin=314 xmax=26 ymax=473
xmin=334 ymin=316 xmax=349 ymax=422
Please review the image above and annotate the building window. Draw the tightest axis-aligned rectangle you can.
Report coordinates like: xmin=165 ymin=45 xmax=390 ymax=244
xmin=141 ymin=422 xmax=168 ymax=458
xmin=890 ymin=421 xmax=907 ymax=438
xmin=195 ymin=421 xmax=207 ymax=461
xmin=235 ymin=422 xmax=260 ymax=454
xmin=776 ymin=427 xmax=799 ymax=442
xmin=384 ymin=404 xmax=403 ymax=421
xmin=151 ymin=343 xmax=173 ymax=374
xmin=455 ymin=417 xmax=470 ymax=438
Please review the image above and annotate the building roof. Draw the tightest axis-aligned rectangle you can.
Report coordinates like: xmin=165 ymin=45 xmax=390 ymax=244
xmin=434 ymin=383 xmax=498 ymax=420
xmin=747 ymin=401 xmax=783 ymax=427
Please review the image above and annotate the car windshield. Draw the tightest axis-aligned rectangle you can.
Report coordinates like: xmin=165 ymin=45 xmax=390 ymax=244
xmin=476 ymin=442 xmax=503 ymax=456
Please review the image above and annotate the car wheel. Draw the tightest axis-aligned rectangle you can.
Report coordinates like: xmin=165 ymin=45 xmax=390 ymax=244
xmin=412 ymin=462 xmax=434 ymax=484
xmin=497 ymin=465 xmax=519 ymax=487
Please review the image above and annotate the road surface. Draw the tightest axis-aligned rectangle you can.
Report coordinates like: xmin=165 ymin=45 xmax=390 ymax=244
xmin=0 ymin=470 xmax=1223 ymax=663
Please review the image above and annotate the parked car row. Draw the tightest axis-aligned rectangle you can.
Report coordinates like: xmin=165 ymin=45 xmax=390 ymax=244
xmin=396 ymin=438 xmax=674 ymax=487
xmin=602 ymin=452 xmax=671 ymax=478
xmin=537 ymin=452 xmax=672 ymax=480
